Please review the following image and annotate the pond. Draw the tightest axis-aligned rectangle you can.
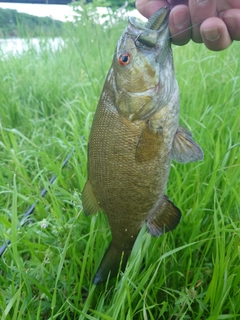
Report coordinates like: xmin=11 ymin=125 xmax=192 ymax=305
xmin=0 ymin=37 xmax=65 ymax=58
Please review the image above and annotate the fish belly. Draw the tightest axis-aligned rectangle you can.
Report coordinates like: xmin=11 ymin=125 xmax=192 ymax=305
xmin=88 ymin=101 xmax=171 ymax=247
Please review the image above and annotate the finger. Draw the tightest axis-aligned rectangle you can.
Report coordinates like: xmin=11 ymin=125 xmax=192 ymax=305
xmin=135 ymin=0 xmax=169 ymax=19
xmin=169 ymin=5 xmax=191 ymax=45
xmin=168 ymin=0 xmax=188 ymax=5
xmin=189 ymin=0 xmax=217 ymax=43
xmin=217 ymin=0 xmax=240 ymax=12
xmin=221 ymin=9 xmax=240 ymax=41
xmin=200 ymin=17 xmax=232 ymax=51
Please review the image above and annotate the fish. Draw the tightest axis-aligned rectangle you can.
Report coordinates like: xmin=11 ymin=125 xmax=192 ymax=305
xmin=82 ymin=7 xmax=204 ymax=285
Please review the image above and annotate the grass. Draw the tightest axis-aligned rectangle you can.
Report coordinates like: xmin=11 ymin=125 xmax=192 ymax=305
xmin=0 ymin=12 xmax=239 ymax=320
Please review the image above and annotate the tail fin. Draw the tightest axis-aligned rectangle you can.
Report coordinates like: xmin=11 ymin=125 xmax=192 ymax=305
xmin=93 ymin=242 xmax=130 ymax=285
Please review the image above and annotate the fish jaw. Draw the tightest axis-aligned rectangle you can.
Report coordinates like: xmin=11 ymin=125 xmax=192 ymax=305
xmin=136 ymin=6 xmax=171 ymax=53
xmin=129 ymin=6 xmax=171 ymax=67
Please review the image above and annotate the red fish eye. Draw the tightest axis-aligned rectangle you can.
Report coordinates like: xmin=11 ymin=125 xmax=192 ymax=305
xmin=118 ymin=52 xmax=131 ymax=66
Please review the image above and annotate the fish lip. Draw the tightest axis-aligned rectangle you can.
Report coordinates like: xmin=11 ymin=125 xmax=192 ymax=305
xmin=144 ymin=6 xmax=170 ymax=31
xmin=129 ymin=7 xmax=170 ymax=48
xmin=128 ymin=7 xmax=170 ymax=32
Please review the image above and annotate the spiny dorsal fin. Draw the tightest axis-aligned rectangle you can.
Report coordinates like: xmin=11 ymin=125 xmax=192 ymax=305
xmin=82 ymin=180 xmax=101 ymax=216
xmin=172 ymin=126 xmax=204 ymax=163
xmin=147 ymin=195 xmax=181 ymax=237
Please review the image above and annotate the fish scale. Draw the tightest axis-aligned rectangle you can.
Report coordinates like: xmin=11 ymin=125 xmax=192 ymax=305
xmin=82 ymin=7 xmax=204 ymax=284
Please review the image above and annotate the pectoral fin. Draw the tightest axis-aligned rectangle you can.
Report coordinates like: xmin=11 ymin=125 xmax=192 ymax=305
xmin=172 ymin=126 xmax=204 ymax=163
xmin=82 ymin=180 xmax=101 ymax=216
xmin=135 ymin=123 xmax=163 ymax=163
xmin=147 ymin=195 xmax=181 ymax=237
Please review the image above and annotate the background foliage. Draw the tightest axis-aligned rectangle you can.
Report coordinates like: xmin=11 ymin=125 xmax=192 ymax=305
xmin=0 ymin=8 xmax=64 ymax=38
xmin=0 ymin=5 xmax=239 ymax=320
xmin=0 ymin=0 xmax=135 ymax=38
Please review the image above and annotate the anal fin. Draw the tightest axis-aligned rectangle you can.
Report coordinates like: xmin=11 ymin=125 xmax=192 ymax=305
xmin=147 ymin=195 xmax=181 ymax=237
xmin=82 ymin=180 xmax=101 ymax=216
xmin=172 ymin=126 xmax=204 ymax=163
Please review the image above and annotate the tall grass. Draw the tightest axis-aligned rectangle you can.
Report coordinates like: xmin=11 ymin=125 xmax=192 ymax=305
xmin=0 ymin=12 xmax=239 ymax=320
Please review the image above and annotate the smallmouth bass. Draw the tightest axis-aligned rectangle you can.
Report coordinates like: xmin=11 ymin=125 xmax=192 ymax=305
xmin=82 ymin=7 xmax=203 ymax=284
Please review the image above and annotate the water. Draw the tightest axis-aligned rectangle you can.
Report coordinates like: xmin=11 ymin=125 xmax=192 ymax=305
xmin=0 ymin=37 xmax=65 ymax=58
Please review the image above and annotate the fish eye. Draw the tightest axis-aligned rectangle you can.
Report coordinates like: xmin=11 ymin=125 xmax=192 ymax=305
xmin=118 ymin=52 xmax=131 ymax=66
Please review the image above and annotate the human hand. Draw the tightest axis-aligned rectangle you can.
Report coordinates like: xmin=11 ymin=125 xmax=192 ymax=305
xmin=136 ymin=0 xmax=240 ymax=51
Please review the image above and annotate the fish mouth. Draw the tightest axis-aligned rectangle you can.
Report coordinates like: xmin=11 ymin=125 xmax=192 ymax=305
xmin=144 ymin=7 xmax=170 ymax=31
xmin=129 ymin=7 xmax=170 ymax=48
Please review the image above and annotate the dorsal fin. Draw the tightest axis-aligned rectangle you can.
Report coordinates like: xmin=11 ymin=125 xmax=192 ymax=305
xmin=93 ymin=242 xmax=130 ymax=285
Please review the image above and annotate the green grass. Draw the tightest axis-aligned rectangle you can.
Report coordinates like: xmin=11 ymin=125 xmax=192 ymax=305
xmin=0 ymin=14 xmax=239 ymax=320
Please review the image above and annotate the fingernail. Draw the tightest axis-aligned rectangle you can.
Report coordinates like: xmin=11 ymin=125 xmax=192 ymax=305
xmin=172 ymin=8 xmax=188 ymax=28
xmin=203 ymin=27 xmax=220 ymax=41
xmin=223 ymin=14 xmax=235 ymax=30
xmin=195 ymin=0 xmax=208 ymax=4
